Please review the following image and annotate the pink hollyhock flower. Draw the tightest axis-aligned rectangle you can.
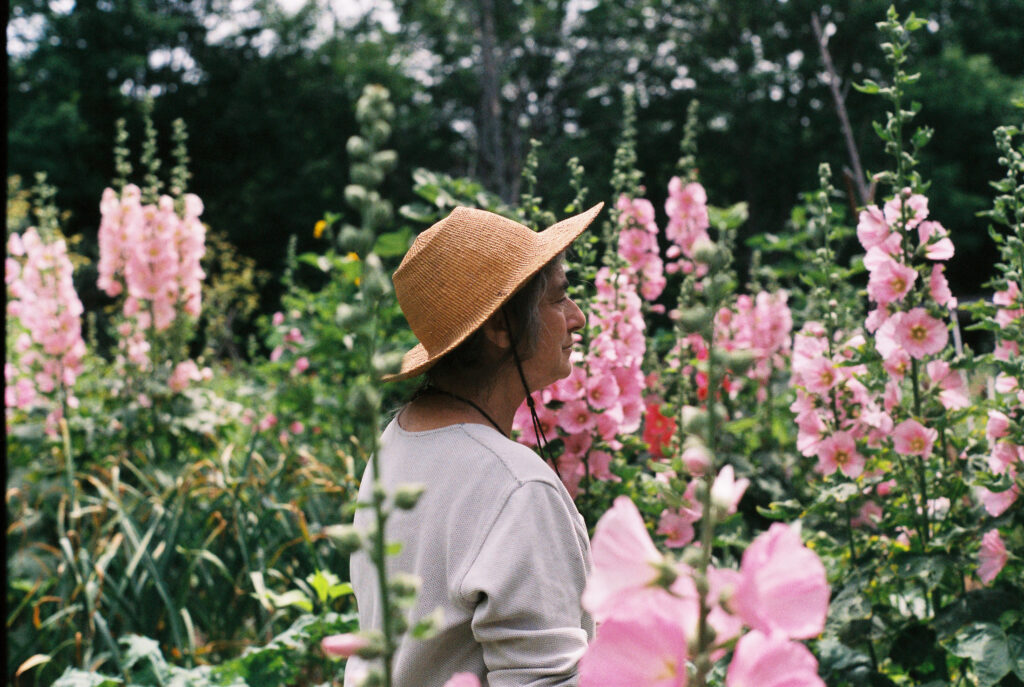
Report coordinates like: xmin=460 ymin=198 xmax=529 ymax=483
xmin=558 ymin=399 xmax=595 ymax=435
xmin=579 ymin=589 xmax=695 ymax=687
xmin=867 ymin=257 xmax=917 ymax=305
xmin=856 ymin=206 xmax=890 ymax=251
xmin=978 ymin=530 xmax=1008 ymax=585
xmin=258 ymin=413 xmax=278 ymax=432
xmin=977 ymin=482 xmax=1019 ymax=517
xmin=581 ymin=496 xmax=664 ymax=623
xmin=925 ymin=360 xmax=969 ymax=410
xmin=657 ymin=507 xmax=699 ymax=548
xmin=987 ymin=411 xmax=1011 ymax=442
xmin=587 ymin=372 xmax=621 ymax=411
xmin=168 ymin=359 xmax=202 ymax=392
xmin=851 ymin=501 xmax=884 ymax=529
xmin=443 ymin=674 xmax=481 ymax=687
xmin=895 ymin=308 xmax=948 ymax=359
xmin=290 ymin=421 xmax=304 ymax=434
xmin=290 ymin=356 xmax=310 ymax=376
xmin=925 ymin=237 xmax=955 ymax=261
xmin=988 ymin=442 xmax=1023 ymax=474
xmin=815 ymin=431 xmax=865 ymax=478
xmin=884 ymin=190 xmax=929 ymax=229
xmin=586 ymin=450 xmax=620 ymax=482
xmin=321 ymin=633 xmax=369 ymax=658
xmin=711 ymin=465 xmax=749 ymax=517
xmin=733 ymin=523 xmax=829 ymax=639
xmin=726 ymin=630 xmax=825 ymax=687
xmin=272 ymin=311 xmax=285 ymax=326
xmin=892 ymin=419 xmax=938 ymax=457
xmin=929 ymin=265 xmax=955 ymax=308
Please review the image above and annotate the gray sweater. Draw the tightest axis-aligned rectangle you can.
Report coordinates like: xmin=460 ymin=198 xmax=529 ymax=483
xmin=345 ymin=417 xmax=594 ymax=687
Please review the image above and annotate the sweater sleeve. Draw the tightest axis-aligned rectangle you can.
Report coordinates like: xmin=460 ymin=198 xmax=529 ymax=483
xmin=458 ymin=480 xmax=590 ymax=687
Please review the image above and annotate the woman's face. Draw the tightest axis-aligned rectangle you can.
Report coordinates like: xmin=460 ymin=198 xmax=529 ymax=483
xmin=522 ymin=263 xmax=586 ymax=391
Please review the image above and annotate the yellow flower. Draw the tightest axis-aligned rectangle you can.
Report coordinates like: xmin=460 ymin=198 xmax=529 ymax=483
xmin=346 ymin=252 xmax=360 ymax=262
xmin=314 ymin=220 xmax=327 ymax=239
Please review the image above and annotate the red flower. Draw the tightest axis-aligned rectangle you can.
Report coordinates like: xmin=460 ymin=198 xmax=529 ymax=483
xmin=643 ymin=403 xmax=677 ymax=458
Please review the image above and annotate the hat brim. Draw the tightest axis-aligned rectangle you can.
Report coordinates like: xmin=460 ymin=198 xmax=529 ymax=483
xmin=382 ymin=202 xmax=604 ymax=382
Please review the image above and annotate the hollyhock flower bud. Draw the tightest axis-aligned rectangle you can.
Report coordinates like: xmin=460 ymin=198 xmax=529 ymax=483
xmin=443 ymin=673 xmax=482 ymax=687
xmin=321 ymin=632 xmax=370 ymax=658
xmin=978 ymin=530 xmax=1008 ymax=584
xmin=733 ymin=523 xmax=829 ymax=639
xmin=726 ymin=630 xmax=825 ymax=687
xmin=710 ymin=465 xmax=749 ymax=518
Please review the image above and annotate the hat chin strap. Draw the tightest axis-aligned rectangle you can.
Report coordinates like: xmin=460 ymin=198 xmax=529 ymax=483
xmin=503 ymin=310 xmax=561 ymax=481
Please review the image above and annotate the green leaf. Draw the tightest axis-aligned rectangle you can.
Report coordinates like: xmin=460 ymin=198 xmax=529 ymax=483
xmin=373 ymin=228 xmax=412 ymax=257
xmin=853 ymin=79 xmax=881 ymax=94
xmin=947 ymin=622 xmax=1013 ymax=687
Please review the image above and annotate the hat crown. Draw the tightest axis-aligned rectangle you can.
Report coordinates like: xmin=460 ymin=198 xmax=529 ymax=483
xmin=393 ymin=207 xmax=536 ymax=356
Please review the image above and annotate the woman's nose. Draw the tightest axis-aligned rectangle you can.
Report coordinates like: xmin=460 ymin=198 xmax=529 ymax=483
xmin=567 ymin=298 xmax=586 ymax=333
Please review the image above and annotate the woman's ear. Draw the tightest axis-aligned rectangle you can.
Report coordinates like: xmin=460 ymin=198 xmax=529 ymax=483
xmin=481 ymin=311 xmax=512 ymax=350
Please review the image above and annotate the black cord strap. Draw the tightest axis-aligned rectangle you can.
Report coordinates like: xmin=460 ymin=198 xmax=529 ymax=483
xmin=419 ymin=387 xmax=506 ymax=437
xmin=502 ymin=310 xmax=560 ymax=480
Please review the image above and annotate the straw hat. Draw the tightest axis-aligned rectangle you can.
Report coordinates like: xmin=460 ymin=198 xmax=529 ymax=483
xmin=385 ymin=202 xmax=604 ymax=382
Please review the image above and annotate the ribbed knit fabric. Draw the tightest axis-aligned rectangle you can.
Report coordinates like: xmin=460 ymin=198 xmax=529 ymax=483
xmin=345 ymin=416 xmax=594 ymax=687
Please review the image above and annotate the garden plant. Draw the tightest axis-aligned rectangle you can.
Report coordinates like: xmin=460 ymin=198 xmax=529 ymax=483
xmin=6 ymin=7 xmax=1023 ymax=687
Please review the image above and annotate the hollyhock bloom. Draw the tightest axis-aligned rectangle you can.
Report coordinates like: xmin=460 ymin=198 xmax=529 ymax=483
xmin=726 ymin=630 xmax=825 ymax=687
xmin=665 ymin=177 xmax=710 ymax=258
xmin=168 ymin=359 xmax=202 ymax=392
xmin=6 ymin=227 xmax=86 ymax=428
xmin=867 ymin=257 xmax=917 ymax=305
xmin=579 ymin=590 xmax=694 ymax=687
xmin=883 ymin=189 xmax=929 ymax=229
xmin=258 ymin=413 xmax=278 ymax=432
xmin=851 ymin=501 xmax=884 ymax=529
xmin=929 ymin=265 xmax=955 ymax=308
xmin=925 ymin=237 xmax=955 ymax=261
xmin=924 ymin=360 xmax=969 ymax=410
xmin=857 ymin=206 xmax=890 ymax=251
xmin=321 ymin=633 xmax=369 ymax=658
xmin=586 ymin=450 xmax=620 ymax=482
xmin=978 ymin=530 xmax=1008 ymax=585
xmin=581 ymin=496 xmax=665 ymax=623
xmin=657 ymin=506 xmax=699 ymax=548
xmin=987 ymin=411 xmax=1011 ymax=442
xmin=988 ymin=442 xmax=1023 ymax=474
xmin=895 ymin=308 xmax=948 ymax=359
xmin=587 ymin=373 xmax=620 ymax=411
xmin=710 ymin=465 xmax=749 ymax=517
xmin=892 ymin=419 xmax=938 ymax=457
xmin=733 ymin=523 xmax=829 ymax=639
xmin=443 ymin=674 xmax=482 ymax=687
xmin=815 ymin=431 xmax=865 ymax=478
xmin=977 ymin=482 xmax=1019 ymax=517
xmin=559 ymin=400 xmax=595 ymax=435
xmin=290 ymin=356 xmax=310 ymax=376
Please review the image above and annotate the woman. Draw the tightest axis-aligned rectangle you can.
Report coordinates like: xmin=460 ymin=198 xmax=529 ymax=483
xmin=346 ymin=203 xmax=604 ymax=687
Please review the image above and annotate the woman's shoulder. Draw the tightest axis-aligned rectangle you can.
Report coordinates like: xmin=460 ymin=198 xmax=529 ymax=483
xmin=384 ymin=416 xmax=560 ymax=488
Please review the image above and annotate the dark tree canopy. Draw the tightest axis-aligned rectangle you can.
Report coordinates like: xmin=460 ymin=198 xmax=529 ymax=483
xmin=8 ymin=0 xmax=1023 ymax=324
